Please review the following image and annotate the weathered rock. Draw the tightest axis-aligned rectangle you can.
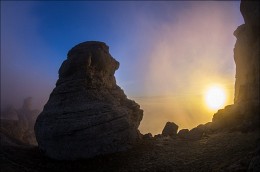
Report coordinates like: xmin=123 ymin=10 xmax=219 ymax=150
xmin=162 ymin=122 xmax=178 ymax=137
xmin=187 ymin=124 xmax=206 ymax=140
xmin=143 ymin=133 xmax=153 ymax=139
xmin=34 ymin=41 xmax=143 ymax=160
xmin=154 ymin=134 xmax=162 ymax=139
xmin=234 ymin=1 xmax=260 ymax=104
xmin=248 ymin=156 xmax=260 ymax=172
xmin=211 ymin=0 xmax=260 ymax=132
xmin=177 ymin=129 xmax=189 ymax=139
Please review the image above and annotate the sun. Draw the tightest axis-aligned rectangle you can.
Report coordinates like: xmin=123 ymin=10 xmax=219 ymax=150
xmin=205 ymin=85 xmax=226 ymax=110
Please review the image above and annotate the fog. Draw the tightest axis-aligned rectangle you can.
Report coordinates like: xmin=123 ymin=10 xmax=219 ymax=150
xmin=125 ymin=1 xmax=244 ymax=134
xmin=1 ymin=2 xmax=60 ymax=110
xmin=1 ymin=1 xmax=243 ymax=134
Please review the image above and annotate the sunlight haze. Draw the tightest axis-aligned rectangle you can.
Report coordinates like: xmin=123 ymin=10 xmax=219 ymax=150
xmin=1 ymin=1 xmax=244 ymax=134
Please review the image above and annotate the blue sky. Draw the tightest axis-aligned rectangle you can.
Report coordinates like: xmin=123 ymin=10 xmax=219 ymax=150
xmin=1 ymin=1 xmax=244 ymax=133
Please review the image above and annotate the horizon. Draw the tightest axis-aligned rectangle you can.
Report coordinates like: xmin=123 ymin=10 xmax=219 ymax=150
xmin=1 ymin=1 xmax=244 ymax=134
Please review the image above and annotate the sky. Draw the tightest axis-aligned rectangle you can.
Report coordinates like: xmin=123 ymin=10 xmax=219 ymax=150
xmin=1 ymin=1 xmax=244 ymax=134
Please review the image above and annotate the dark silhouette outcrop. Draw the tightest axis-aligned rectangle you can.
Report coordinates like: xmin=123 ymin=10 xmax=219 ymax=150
xmin=162 ymin=122 xmax=178 ymax=137
xmin=177 ymin=129 xmax=189 ymax=139
xmin=234 ymin=0 xmax=260 ymax=104
xmin=143 ymin=133 xmax=153 ymax=139
xmin=211 ymin=0 xmax=260 ymax=132
xmin=34 ymin=41 xmax=143 ymax=160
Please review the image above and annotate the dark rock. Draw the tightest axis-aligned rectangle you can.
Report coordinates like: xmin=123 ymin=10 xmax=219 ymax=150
xmin=154 ymin=134 xmax=162 ymax=139
xmin=211 ymin=0 xmax=260 ymax=132
xmin=187 ymin=124 xmax=206 ymax=140
xmin=143 ymin=133 xmax=153 ymax=139
xmin=177 ymin=129 xmax=189 ymax=139
xmin=34 ymin=41 xmax=143 ymax=160
xmin=234 ymin=1 xmax=260 ymax=104
xmin=248 ymin=156 xmax=260 ymax=172
xmin=162 ymin=122 xmax=178 ymax=137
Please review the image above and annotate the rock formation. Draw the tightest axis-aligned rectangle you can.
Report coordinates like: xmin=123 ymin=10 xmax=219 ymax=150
xmin=234 ymin=0 xmax=260 ymax=104
xmin=143 ymin=133 xmax=153 ymax=139
xmin=162 ymin=122 xmax=178 ymax=137
xmin=34 ymin=41 xmax=143 ymax=160
xmin=211 ymin=0 xmax=260 ymax=131
xmin=177 ymin=129 xmax=189 ymax=139
xmin=0 ymin=97 xmax=39 ymax=145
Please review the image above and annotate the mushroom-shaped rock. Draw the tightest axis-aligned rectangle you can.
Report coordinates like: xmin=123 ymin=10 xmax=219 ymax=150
xmin=34 ymin=41 xmax=143 ymax=160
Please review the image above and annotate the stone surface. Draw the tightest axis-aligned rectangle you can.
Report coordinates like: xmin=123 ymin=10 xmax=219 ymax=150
xmin=34 ymin=41 xmax=143 ymax=160
xmin=211 ymin=0 xmax=260 ymax=132
xmin=143 ymin=133 xmax=153 ymax=139
xmin=177 ymin=129 xmax=189 ymax=139
xmin=187 ymin=124 xmax=206 ymax=140
xmin=248 ymin=156 xmax=260 ymax=172
xmin=162 ymin=122 xmax=178 ymax=137
xmin=234 ymin=0 xmax=260 ymax=104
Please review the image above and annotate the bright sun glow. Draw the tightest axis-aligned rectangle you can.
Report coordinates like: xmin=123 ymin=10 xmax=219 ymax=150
xmin=205 ymin=85 xmax=226 ymax=110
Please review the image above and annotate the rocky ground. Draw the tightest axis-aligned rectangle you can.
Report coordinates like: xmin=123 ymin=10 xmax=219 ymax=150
xmin=1 ymin=130 xmax=259 ymax=172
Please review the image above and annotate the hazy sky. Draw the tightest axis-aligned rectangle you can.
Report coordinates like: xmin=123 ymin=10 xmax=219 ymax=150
xmin=1 ymin=1 xmax=244 ymax=134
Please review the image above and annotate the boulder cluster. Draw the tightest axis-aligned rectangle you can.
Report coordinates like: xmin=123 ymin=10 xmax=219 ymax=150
xmin=34 ymin=41 xmax=143 ymax=160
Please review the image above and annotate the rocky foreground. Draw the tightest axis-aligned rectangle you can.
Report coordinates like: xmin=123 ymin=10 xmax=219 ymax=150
xmin=1 ymin=130 xmax=259 ymax=172
xmin=1 ymin=0 xmax=259 ymax=171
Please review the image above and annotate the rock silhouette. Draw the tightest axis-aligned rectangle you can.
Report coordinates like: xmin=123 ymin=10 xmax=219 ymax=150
xmin=177 ymin=129 xmax=189 ymax=139
xmin=162 ymin=122 xmax=178 ymax=137
xmin=234 ymin=0 xmax=260 ymax=104
xmin=210 ymin=0 xmax=260 ymax=132
xmin=1 ymin=1 xmax=259 ymax=171
xmin=34 ymin=41 xmax=143 ymax=160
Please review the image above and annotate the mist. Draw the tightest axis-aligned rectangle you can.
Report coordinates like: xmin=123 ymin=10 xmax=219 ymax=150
xmin=1 ymin=1 xmax=243 ymax=135
xmin=123 ymin=1 xmax=244 ymax=134
xmin=1 ymin=1 xmax=60 ymax=110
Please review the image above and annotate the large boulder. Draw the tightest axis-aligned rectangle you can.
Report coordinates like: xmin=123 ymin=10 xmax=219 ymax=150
xmin=34 ymin=41 xmax=143 ymax=160
xmin=177 ymin=129 xmax=189 ymax=139
xmin=162 ymin=122 xmax=178 ymax=137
